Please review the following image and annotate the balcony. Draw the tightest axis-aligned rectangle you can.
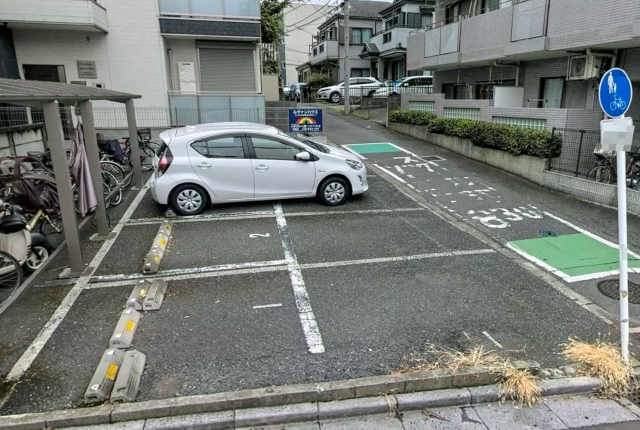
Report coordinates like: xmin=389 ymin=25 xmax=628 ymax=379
xmin=371 ymin=26 xmax=416 ymax=57
xmin=309 ymin=39 xmax=339 ymax=65
xmin=0 ymin=0 xmax=108 ymax=33
xmin=158 ymin=0 xmax=261 ymax=40
xmin=407 ymin=0 xmax=640 ymax=72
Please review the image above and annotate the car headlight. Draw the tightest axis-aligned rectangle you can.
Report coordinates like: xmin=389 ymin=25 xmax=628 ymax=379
xmin=346 ymin=159 xmax=364 ymax=170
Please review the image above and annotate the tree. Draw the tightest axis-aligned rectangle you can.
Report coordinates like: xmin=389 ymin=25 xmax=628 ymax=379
xmin=305 ymin=73 xmax=333 ymax=92
xmin=261 ymin=0 xmax=291 ymax=45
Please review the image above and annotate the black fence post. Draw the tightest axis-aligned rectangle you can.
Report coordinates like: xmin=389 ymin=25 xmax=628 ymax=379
xmin=550 ymin=127 xmax=555 ymax=171
xmin=575 ymin=130 xmax=585 ymax=177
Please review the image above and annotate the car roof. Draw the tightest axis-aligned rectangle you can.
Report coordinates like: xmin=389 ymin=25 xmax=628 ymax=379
xmin=174 ymin=122 xmax=280 ymax=137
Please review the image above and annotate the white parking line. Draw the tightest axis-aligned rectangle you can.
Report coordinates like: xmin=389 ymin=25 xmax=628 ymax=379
xmin=394 ymin=165 xmax=405 ymax=174
xmin=253 ymin=303 xmax=283 ymax=309
xmin=127 ymin=208 xmax=426 ymax=226
xmin=6 ymin=179 xmax=152 ymax=384
xmin=373 ymin=164 xmax=406 ymax=183
xmin=482 ymin=331 xmax=503 ymax=349
xmin=274 ymin=203 xmax=325 ymax=354
xmin=89 ymin=260 xmax=288 ymax=283
xmin=83 ymin=249 xmax=496 ymax=290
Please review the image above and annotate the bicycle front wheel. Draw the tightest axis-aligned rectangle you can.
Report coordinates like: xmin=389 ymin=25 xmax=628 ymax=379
xmin=102 ymin=171 xmax=122 ymax=206
xmin=140 ymin=145 xmax=155 ymax=172
xmin=101 ymin=161 xmax=129 ymax=189
xmin=40 ymin=214 xmax=65 ymax=248
xmin=587 ymin=166 xmax=612 ymax=183
xmin=0 ymin=250 xmax=23 ymax=307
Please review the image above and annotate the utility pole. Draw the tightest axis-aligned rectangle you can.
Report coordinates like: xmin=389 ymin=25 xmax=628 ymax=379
xmin=343 ymin=0 xmax=350 ymax=114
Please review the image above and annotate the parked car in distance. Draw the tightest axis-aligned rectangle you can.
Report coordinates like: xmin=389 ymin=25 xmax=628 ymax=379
xmin=283 ymin=85 xmax=291 ymax=98
xmin=287 ymin=83 xmax=307 ymax=101
xmin=150 ymin=123 xmax=368 ymax=215
xmin=373 ymin=76 xmax=433 ymax=97
xmin=317 ymin=77 xmax=384 ymax=103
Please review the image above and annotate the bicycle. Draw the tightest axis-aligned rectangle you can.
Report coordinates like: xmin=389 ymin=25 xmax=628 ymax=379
xmin=0 ymin=250 xmax=23 ymax=307
xmin=610 ymin=95 xmax=627 ymax=112
xmin=587 ymin=152 xmax=615 ymax=183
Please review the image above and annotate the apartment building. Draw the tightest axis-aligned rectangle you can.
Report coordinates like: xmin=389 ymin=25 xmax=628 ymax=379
xmin=406 ymin=0 xmax=640 ymax=131
xmin=0 ymin=0 xmax=264 ymax=113
xmin=282 ymin=2 xmax=325 ymax=86
xmin=360 ymin=0 xmax=434 ymax=81
xmin=296 ymin=0 xmax=392 ymax=84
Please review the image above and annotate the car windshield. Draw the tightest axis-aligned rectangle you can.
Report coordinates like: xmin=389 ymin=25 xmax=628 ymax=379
xmin=280 ymin=132 xmax=330 ymax=153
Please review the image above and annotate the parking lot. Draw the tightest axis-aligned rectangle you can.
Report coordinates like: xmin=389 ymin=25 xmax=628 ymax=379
xmin=0 ymin=136 xmax=615 ymax=414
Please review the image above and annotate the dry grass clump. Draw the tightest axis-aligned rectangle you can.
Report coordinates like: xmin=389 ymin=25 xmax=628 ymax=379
xmin=562 ymin=338 xmax=633 ymax=398
xmin=393 ymin=345 xmax=500 ymax=374
xmin=491 ymin=361 xmax=541 ymax=408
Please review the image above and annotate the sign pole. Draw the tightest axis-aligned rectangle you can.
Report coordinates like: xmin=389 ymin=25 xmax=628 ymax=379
xmin=616 ymin=148 xmax=630 ymax=362
xmin=599 ymin=68 xmax=634 ymax=362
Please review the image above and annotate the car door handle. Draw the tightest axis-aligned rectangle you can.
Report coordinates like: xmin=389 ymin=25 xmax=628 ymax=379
xmin=196 ymin=163 xmax=211 ymax=168
xmin=255 ymin=165 xmax=269 ymax=171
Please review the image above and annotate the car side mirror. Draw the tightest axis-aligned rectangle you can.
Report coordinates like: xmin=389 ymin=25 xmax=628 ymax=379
xmin=295 ymin=151 xmax=311 ymax=161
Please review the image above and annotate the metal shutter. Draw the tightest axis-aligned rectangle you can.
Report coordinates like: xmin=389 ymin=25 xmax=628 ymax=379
xmin=199 ymin=48 xmax=255 ymax=92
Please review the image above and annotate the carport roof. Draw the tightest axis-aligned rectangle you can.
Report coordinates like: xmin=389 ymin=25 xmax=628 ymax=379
xmin=0 ymin=78 xmax=141 ymax=103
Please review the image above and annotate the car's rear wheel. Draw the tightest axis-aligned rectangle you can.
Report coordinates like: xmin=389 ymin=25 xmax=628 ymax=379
xmin=330 ymin=92 xmax=341 ymax=104
xmin=172 ymin=184 xmax=209 ymax=216
xmin=318 ymin=177 xmax=349 ymax=206
xmin=368 ymin=90 xmax=376 ymax=97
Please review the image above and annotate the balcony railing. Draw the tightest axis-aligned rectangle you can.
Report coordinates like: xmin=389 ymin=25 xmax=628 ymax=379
xmin=158 ymin=0 xmax=260 ymax=19
xmin=373 ymin=24 xmax=421 ymax=38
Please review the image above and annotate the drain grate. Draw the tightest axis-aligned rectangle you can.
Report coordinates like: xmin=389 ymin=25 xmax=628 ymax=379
xmin=628 ymin=375 xmax=640 ymax=407
xmin=597 ymin=279 xmax=640 ymax=304
xmin=421 ymin=155 xmax=446 ymax=162
xmin=540 ymin=230 xmax=559 ymax=237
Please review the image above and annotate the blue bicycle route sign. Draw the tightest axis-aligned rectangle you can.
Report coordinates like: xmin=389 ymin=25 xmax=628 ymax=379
xmin=599 ymin=68 xmax=632 ymax=118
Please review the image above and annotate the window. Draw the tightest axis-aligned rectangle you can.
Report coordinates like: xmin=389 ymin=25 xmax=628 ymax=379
xmin=445 ymin=2 xmax=460 ymax=23
xmin=350 ymin=28 xmax=371 ymax=44
xmin=319 ymin=44 xmax=324 ymax=53
xmin=383 ymin=32 xmax=392 ymax=44
xmin=385 ymin=14 xmax=399 ymax=29
xmin=251 ymin=137 xmax=304 ymax=161
xmin=406 ymin=12 xmax=423 ymax=28
xmin=350 ymin=69 xmax=371 ymax=78
xmin=421 ymin=14 xmax=433 ymax=28
xmin=191 ymin=136 xmax=245 ymax=158
xmin=313 ymin=47 xmax=318 ymax=56
xmin=484 ymin=0 xmax=500 ymax=12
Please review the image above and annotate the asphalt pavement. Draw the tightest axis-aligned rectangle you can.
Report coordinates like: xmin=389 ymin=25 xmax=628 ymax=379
xmin=0 ymin=113 xmax=630 ymax=415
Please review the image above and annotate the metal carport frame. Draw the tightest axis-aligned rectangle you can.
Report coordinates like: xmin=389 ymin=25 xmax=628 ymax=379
xmin=0 ymin=78 xmax=142 ymax=276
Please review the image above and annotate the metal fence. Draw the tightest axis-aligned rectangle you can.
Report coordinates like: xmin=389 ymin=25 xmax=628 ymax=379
xmin=549 ymin=128 xmax=601 ymax=177
xmin=0 ymin=106 xmax=323 ymax=138
xmin=0 ymin=105 xmax=74 ymax=139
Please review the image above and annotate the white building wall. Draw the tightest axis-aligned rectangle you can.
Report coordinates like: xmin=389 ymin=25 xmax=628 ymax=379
xmin=284 ymin=2 xmax=325 ymax=86
xmin=165 ymin=38 xmax=198 ymax=92
xmin=12 ymin=0 xmax=168 ymax=108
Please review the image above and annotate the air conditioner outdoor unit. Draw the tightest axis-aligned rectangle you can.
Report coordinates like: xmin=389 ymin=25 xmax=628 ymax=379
xmin=568 ymin=54 xmax=602 ymax=80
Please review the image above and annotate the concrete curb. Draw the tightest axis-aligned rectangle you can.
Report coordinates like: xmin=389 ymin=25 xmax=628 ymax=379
xmin=1 ymin=361 xmax=547 ymax=429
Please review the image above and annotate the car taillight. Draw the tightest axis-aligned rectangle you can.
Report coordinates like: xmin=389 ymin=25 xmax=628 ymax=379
xmin=158 ymin=147 xmax=173 ymax=176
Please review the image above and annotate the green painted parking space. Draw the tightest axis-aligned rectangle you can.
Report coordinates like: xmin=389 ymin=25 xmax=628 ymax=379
xmin=508 ymin=233 xmax=640 ymax=280
xmin=344 ymin=143 xmax=404 ymax=154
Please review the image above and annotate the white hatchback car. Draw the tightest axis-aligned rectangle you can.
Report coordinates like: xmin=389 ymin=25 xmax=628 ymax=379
xmin=317 ymin=77 xmax=384 ymax=103
xmin=150 ymin=123 xmax=368 ymax=215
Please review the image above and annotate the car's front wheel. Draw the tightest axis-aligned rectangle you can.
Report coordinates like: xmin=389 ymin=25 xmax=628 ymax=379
xmin=318 ymin=177 xmax=349 ymax=206
xmin=330 ymin=92 xmax=341 ymax=104
xmin=172 ymin=184 xmax=209 ymax=216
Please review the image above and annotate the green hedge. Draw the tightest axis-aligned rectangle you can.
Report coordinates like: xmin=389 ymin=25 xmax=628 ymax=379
xmin=388 ymin=110 xmax=562 ymax=158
